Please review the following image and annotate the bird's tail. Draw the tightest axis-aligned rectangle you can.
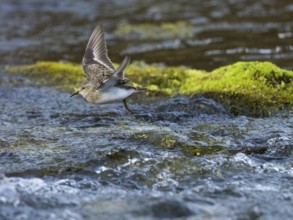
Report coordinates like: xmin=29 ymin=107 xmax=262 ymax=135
xmin=135 ymin=87 xmax=147 ymax=91
xmin=123 ymin=86 xmax=147 ymax=92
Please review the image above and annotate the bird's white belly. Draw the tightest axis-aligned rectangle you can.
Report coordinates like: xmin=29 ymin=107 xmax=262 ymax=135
xmin=98 ymin=87 xmax=135 ymax=104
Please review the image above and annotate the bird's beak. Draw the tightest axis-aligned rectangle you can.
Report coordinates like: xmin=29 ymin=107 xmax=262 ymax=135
xmin=70 ymin=91 xmax=79 ymax=97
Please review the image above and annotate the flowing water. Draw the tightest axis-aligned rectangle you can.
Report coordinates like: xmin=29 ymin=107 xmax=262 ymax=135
xmin=0 ymin=0 xmax=293 ymax=219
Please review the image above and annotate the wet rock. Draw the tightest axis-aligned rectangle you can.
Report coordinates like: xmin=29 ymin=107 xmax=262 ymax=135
xmin=0 ymin=139 xmax=10 ymax=148
xmin=153 ymin=96 xmax=229 ymax=117
xmin=148 ymin=200 xmax=195 ymax=218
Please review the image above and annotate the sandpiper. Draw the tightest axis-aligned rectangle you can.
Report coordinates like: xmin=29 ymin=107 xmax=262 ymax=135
xmin=71 ymin=23 xmax=141 ymax=113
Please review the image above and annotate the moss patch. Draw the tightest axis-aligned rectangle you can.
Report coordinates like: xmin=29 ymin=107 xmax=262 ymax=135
xmin=5 ymin=61 xmax=84 ymax=91
xmin=127 ymin=61 xmax=293 ymax=116
xmin=5 ymin=61 xmax=293 ymax=117
xmin=114 ymin=21 xmax=193 ymax=40
xmin=131 ymin=131 xmax=223 ymax=156
xmin=202 ymin=62 xmax=293 ymax=116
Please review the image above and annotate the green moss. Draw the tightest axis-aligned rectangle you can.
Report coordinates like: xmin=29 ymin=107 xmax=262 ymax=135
xmin=127 ymin=61 xmax=207 ymax=96
xmin=6 ymin=61 xmax=84 ymax=91
xmin=180 ymin=144 xmax=224 ymax=156
xmin=5 ymin=61 xmax=293 ymax=117
xmin=131 ymin=132 xmax=177 ymax=149
xmin=200 ymin=62 xmax=293 ymax=116
xmin=114 ymin=21 xmax=193 ymax=40
xmin=131 ymin=131 xmax=222 ymax=156
xmin=128 ymin=61 xmax=293 ymax=116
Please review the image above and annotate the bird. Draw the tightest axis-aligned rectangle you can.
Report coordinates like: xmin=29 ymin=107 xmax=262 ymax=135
xmin=71 ymin=23 xmax=141 ymax=113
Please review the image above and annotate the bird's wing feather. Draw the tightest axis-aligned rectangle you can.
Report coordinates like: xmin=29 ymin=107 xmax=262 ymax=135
xmin=82 ymin=24 xmax=115 ymax=86
xmin=100 ymin=55 xmax=131 ymax=90
xmin=113 ymin=54 xmax=130 ymax=79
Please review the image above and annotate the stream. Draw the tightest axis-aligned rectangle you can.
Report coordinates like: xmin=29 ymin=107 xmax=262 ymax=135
xmin=0 ymin=0 xmax=293 ymax=219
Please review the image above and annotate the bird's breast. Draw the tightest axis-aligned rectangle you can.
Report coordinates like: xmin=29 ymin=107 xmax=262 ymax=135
xmin=97 ymin=87 xmax=136 ymax=104
xmin=83 ymin=90 xmax=101 ymax=104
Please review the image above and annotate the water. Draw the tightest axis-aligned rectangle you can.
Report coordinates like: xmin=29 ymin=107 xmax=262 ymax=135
xmin=1 ymin=0 xmax=293 ymax=70
xmin=0 ymin=74 xmax=292 ymax=219
xmin=0 ymin=0 xmax=293 ymax=219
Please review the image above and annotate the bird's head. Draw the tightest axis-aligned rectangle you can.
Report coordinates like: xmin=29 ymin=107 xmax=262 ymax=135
xmin=71 ymin=82 xmax=100 ymax=103
xmin=71 ymin=82 xmax=92 ymax=98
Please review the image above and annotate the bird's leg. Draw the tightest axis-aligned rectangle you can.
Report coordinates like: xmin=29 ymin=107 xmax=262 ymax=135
xmin=123 ymin=99 xmax=134 ymax=114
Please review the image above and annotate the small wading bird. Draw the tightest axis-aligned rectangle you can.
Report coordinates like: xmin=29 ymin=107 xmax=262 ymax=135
xmin=71 ymin=23 xmax=142 ymax=113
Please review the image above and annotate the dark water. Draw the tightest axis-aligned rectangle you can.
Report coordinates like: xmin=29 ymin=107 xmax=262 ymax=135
xmin=0 ymin=1 xmax=293 ymax=220
xmin=1 ymin=0 xmax=293 ymax=70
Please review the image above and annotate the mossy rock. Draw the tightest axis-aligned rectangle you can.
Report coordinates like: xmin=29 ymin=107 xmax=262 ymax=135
xmin=131 ymin=131 xmax=223 ymax=156
xmin=114 ymin=21 xmax=193 ymax=40
xmin=5 ymin=61 xmax=84 ymax=91
xmin=202 ymin=62 xmax=293 ymax=116
xmin=5 ymin=61 xmax=293 ymax=117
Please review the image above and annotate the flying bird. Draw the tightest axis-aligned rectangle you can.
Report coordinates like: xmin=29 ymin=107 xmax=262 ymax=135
xmin=71 ymin=24 xmax=141 ymax=113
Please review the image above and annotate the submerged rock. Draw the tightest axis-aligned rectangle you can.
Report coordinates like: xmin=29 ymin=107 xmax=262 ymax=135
xmin=114 ymin=21 xmax=193 ymax=40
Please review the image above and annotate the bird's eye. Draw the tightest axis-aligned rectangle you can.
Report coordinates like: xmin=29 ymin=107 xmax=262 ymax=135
xmin=82 ymin=87 xmax=85 ymax=90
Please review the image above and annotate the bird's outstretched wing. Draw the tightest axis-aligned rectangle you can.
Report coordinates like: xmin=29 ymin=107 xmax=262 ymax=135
xmin=82 ymin=24 xmax=115 ymax=87
xmin=100 ymin=55 xmax=131 ymax=90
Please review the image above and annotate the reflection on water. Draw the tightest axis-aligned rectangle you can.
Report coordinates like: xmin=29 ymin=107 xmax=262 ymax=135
xmin=0 ymin=0 xmax=293 ymax=70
